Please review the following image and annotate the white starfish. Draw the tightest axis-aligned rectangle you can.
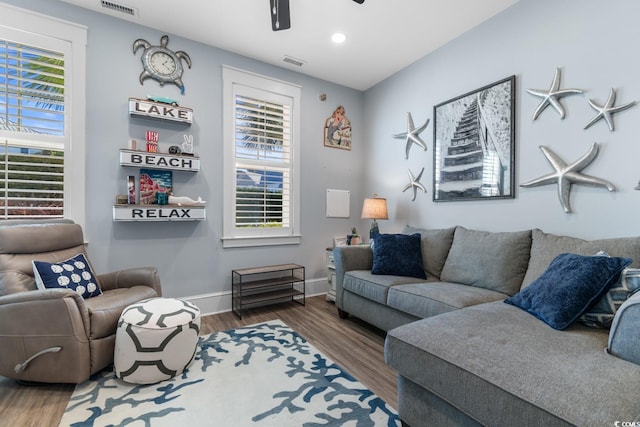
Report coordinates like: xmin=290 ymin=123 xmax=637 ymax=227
xmin=584 ymin=88 xmax=636 ymax=131
xmin=392 ymin=113 xmax=429 ymax=159
xmin=520 ymin=143 xmax=615 ymax=213
xmin=402 ymin=167 xmax=427 ymax=201
xmin=527 ymin=68 xmax=583 ymax=120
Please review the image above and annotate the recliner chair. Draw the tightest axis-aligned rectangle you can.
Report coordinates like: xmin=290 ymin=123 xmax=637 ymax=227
xmin=0 ymin=220 xmax=162 ymax=384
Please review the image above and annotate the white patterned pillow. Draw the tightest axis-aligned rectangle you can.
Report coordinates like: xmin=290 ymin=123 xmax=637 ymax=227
xmin=580 ymin=267 xmax=640 ymax=328
xmin=32 ymin=253 xmax=102 ymax=299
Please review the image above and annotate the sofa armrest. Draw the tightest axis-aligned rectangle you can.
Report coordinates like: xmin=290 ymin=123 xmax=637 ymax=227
xmin=0 ymin=288 xmax=90 ymax=336
xmin=98 ymin=267 xmax=162 ymax=296
xmin=0 ymin=288 xmax=92 ymax=382
xmin=333 ymin=245 xmax=373 ymax=307
xmin=607 ymin=292 xmax=640 ymax=365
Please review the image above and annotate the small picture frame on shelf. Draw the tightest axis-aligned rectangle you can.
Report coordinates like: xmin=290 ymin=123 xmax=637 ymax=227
xmin=127 ymin=175 xmax=136 ymax=204
xmin=333 ymin=236 xmax=348 ymax=247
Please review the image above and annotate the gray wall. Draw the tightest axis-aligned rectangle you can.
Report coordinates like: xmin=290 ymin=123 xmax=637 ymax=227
xmin=6 ymin=0 xmax=640 ymax=308
xmin=4 ymin=0 xmax=367 ymax=304
xmin=364 ymin=0 xmax=640 ymax=240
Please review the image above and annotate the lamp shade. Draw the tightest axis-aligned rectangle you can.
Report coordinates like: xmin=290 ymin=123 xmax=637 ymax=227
xmin=361 ymin=196 xmax=389 ymax=220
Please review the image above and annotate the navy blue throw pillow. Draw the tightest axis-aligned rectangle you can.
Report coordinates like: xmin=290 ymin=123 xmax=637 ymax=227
xmin=371 ymin=233 xmax=426 ymax=279
xmin=505 ymin=253 xmax=632 ymax=330
xmin=32 ymin=253 xmax=102 ymax=299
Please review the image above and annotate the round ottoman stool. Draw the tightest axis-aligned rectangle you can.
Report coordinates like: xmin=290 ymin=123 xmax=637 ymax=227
xmin=114 ymin=297 xmax=201 ymax=384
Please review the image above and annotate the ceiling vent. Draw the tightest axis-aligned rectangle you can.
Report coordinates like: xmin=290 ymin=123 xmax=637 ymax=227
xmin=282 ymin=55 xmax=305 ymax=67
xmin=100 ymin=0 xmax=137 ymax=17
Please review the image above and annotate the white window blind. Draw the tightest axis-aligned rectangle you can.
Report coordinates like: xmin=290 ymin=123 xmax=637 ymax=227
xmin=0 ymin=3 xmax=87 ymax=227
xmin=222 ymin=66 xmax=301 ymax=247
xmin=0 ymin=141 xmax=64 ymax=218
xmin=234 ymin=94 xmax=291 ymax=228
xmin=0 ymin=39 xmax=65 ymax=219
xmin=0 ymin=41 xmax=65 ymax=136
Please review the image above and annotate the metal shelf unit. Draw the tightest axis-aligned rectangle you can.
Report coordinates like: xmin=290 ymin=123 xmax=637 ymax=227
xmin=232 ymin=263 xmax=305 ymax=318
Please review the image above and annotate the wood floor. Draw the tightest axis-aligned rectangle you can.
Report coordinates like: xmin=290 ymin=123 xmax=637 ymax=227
xmin=0 ymin=296 xmax=398 ymax=427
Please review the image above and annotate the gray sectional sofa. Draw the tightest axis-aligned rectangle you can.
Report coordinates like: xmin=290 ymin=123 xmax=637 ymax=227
xmin=333 ymin=225 xmax=640 ymax=426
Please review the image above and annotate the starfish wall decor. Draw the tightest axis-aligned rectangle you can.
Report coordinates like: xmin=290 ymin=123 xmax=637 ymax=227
xmin=520 ymin=143 xmax=615 ymax=213
xmin=584 ymin=88 xmax=636 ymax=131
xmin=527 ymin=68 xmax=583 ymax=120
xmin=392 ymin=113 xmax=429 ymax=159
xmin=402 ymin=167 xmax=427 ymax=201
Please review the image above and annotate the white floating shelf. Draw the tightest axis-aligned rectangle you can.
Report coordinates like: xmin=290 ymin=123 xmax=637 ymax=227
xmin=128 ymin=97 xmax=193 ymax=124
xmin=113 ymin=205 xmax=206 ymax=222
xmin=119 ymin=149 xmax=200 ymax=172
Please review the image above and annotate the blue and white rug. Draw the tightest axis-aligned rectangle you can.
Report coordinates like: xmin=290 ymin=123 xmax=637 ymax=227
xmin=60 ymin=320 xmax=400 ymax=426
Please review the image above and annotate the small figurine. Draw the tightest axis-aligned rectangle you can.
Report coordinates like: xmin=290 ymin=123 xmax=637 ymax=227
xmin=146 ymin=130 xmax=159 ymax=153
xmin=182 ymin=134 xmax=194 ymax=155
xmin=168 ymin=194 xmax=206 ymax=206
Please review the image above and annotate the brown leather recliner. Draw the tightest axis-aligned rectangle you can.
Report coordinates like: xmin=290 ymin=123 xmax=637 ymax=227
xmin=0 ymin=220 xmax=162 ymax=384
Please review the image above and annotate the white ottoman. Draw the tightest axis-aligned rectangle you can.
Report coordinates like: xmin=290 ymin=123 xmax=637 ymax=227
xmin=114 ymin=297 xmax=201 ymax=384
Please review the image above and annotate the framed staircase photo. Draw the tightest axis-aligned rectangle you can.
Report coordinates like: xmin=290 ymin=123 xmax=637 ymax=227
xmin=433 ymin=75 xmax=515 ymax=202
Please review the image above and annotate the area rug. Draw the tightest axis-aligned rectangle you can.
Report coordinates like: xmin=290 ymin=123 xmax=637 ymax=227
xmin=60 ymin=320 xmax=400 ymax=426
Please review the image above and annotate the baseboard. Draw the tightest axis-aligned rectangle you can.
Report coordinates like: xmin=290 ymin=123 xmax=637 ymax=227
xmin=184 ymin=277 xmax=329 ymax=316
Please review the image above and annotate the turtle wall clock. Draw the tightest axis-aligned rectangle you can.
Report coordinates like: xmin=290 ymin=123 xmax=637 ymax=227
xmin=133 ymin=35 xmax=192 ymax=94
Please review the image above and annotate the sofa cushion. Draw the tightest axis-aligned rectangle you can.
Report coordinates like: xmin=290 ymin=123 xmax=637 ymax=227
xmin=522 ymin=229 xmax=640 ymax=288
xmin=343 ymin=270 xmax=430 ymax=305
xmin=440 ymin=227 xmax=532 ymax=295
xmin=387 ymin=281 xmax=507 ymax=319
xmin=32 ymin=253 xmax=102 ymax=299
xmin=385 ymin=301 xmax=640 ymax=426
xmin=505 ymin=253 xmax=632 ymax=330
xmin=402 ymin=225 xmax=456 ymax=278
xmin=580 ymin=267 xmax=640 ymax=328
xmin=372 ymin=233 xmax=426 ymax=279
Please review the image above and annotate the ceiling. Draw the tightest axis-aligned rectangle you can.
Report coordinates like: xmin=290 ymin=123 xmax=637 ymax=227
xmin=59 ymin=0 xmax=519 ymax=91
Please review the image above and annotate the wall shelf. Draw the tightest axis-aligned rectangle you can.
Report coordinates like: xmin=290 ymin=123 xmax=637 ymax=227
xmin=119 ymin=149 xmax=200 ymax=172
xmin=128 ymin=97 xmax=193 ymax=125
xmin=113 ymin=205 xmax=206 ymax=221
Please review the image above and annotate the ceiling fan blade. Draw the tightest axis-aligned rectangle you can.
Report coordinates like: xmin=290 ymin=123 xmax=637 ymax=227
xmin=270 ymin=0 xmax=291 ymax=31
xmin=353 ymin=0 xmax=365 ymax=4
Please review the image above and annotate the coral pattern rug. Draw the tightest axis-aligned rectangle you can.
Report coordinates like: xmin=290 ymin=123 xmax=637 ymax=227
xmin=60 ymin=320 xmax=400 ymax=426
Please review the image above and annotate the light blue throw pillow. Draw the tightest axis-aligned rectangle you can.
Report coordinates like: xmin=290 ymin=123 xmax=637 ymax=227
xmin=580 ymin=267 xmax=640 ymax=328
xmin=32 ymin=253 xmax=102 ymax=299
xmin=505 ymin=253 xmax=632 ymax=330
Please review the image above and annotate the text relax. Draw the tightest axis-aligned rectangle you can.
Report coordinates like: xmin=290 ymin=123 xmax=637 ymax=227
xmin=131 ymin=208 xmax=194 ymax=218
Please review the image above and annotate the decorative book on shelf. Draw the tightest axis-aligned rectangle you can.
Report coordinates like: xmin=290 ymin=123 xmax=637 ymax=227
xmin=140 ymin=169 xmax=172 ymax=205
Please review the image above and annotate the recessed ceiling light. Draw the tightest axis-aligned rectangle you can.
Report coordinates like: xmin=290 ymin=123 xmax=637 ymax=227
xmin=331 ymin=33 xmax=346 ymax=44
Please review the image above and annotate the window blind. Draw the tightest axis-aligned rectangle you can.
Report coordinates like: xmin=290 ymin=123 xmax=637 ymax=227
xmin=0 ymin=140 xmax=64 ymax=218
xmin=234 ymin=94 xmax=291 ymax=228
xmin=0 ymin=38 xmax=65 ymax=219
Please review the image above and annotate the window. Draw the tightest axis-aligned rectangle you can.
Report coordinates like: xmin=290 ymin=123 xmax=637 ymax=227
xmin=0 ymin=4 xmax=86 ymax=227
xmin=222 ymin=66 xmax=301 ymax=247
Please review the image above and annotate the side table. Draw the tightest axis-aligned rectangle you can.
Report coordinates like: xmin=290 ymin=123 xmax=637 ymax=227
xmin=326 ymin=248 xmax=336 ymax=302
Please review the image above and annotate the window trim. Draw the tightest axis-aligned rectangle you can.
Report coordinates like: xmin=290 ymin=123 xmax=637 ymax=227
xmin=221 ymin=66 xmax=301 ymax=248
xmin=0 ymin=4 xmax=86 ymax=230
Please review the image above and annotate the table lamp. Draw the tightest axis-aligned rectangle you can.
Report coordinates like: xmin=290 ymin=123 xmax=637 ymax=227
xmin=361 ymin=194 xmax=389 ymax=240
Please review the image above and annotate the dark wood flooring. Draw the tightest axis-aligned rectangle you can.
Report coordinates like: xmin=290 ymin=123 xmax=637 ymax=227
xmin=0 ymin=296 xmax=397 ymax=426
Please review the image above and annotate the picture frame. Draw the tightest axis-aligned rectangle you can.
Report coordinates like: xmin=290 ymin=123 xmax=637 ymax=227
xmin=433 ymin=75 xmax=516 ymax=202
xmin=324 ymin=105 xmax=352 ymax=150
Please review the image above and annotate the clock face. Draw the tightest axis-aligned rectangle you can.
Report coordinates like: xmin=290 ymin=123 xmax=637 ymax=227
xmin=140 ymin=47 xmax=184 ymax=84
xmin=149 ymin=51 xmax=176 ymax=75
